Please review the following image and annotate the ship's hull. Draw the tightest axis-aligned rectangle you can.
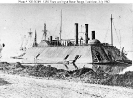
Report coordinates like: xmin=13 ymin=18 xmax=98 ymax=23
xmin=15 ymin=44 xmax=132 ymax=74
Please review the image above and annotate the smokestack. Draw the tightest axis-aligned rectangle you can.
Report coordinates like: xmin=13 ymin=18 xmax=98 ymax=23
xmin=50 ymin=36 xmax=52 ymax=42
xmin=75 ymin=23 xmax=78 ymax=45
xmin=85 ymin=24 xmax=88 ymax=44
xmin=92 ymin=31 xmax=95 ymax=40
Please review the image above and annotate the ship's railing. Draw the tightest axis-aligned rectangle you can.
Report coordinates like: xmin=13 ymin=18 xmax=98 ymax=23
xmin=49 ymin=39 xmax=86 ymax=47
xmin=102 ymin=43 xmax=112 ymax=46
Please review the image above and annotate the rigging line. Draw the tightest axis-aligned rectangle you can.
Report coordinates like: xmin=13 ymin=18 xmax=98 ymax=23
xmin=20 ymin=36 xmax=25 ymax=48
xmin=118 ymin=29 xmax=121 ymax=49
xmin=52 ymin=23 xmax=59 ymax=36
xmin=103 ymin=22 xmax=110 ymax=42
xmin=46 ymin=31 xmax=51 ymax=37
xmin=112 ymin=21 xmax=121 ymax=46
xmin=60 ymin=9 xmax=62 ymax=40
xmin=66 ymin=28 xmax=73 ymax=37
xmin=24 ymin=37 xmax=28 ymax=48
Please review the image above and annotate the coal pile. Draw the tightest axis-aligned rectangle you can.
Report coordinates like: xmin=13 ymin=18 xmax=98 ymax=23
xmin=105 ymin=71 xmax=133 ymax=87
xmin=0 ymin=62 xmax=133 ymax=88
xmin=29 ymin=65 xmax=59 ymax=78
xmin=0 ymin=62 xmax=11 ymax=71
xmin=0 ymin=62 xmax=21 ymax=74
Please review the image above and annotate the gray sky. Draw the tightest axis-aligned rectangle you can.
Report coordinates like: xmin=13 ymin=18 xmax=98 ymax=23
xmin=0 ymin=4 xmax=132 ymax=58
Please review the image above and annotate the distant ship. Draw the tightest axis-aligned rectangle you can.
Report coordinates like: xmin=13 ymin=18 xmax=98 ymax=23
xmin=0 ymin=42 xmax=5 ymax=58
xmin=12 ymin=14 xmax=132 ymax=74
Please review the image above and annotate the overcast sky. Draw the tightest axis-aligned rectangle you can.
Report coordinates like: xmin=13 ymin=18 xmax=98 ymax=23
xmin=0 ymin=4 xmax=132 ymax=58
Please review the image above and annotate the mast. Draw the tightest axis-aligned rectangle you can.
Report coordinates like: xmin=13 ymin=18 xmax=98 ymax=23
xmin=44 ymin=23 xmax=47 ymax=40
xmin=42 ymin=23 xmax=47 ymax=40
xmin=59 ymin=10 xmax=62 ymax=41
xmin=33 ymin=30 xmax=37 ymax=47
xmin=28 ymin=28 xmax=32 ymax=37
xmin=111 ymin=14 xmax=113 ymax=46
xmin=26 ymin=28 xmax=33 ymax=49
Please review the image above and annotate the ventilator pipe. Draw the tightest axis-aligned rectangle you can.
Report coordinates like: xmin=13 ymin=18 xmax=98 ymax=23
xmin=92 ymin=31 xmax=95 ymax=40
xmin=50 ymin=36 xmax=52 ymax=42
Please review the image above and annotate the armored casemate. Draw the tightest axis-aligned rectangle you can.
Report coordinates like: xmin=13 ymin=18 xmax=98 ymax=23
xmin=14 ymin=14 xmax=132 ymax=74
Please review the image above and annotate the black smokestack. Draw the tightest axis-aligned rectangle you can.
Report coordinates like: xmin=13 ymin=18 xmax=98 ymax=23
xmin=75 ymin=23 xmax=78 ymax=45
xmin=92 ymin=31 xmax=95 ymax=40
xmin=85 ymin=24 xmax=88 ymax=44
xmin=50 ymin=36 xmax=52 ymax=42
